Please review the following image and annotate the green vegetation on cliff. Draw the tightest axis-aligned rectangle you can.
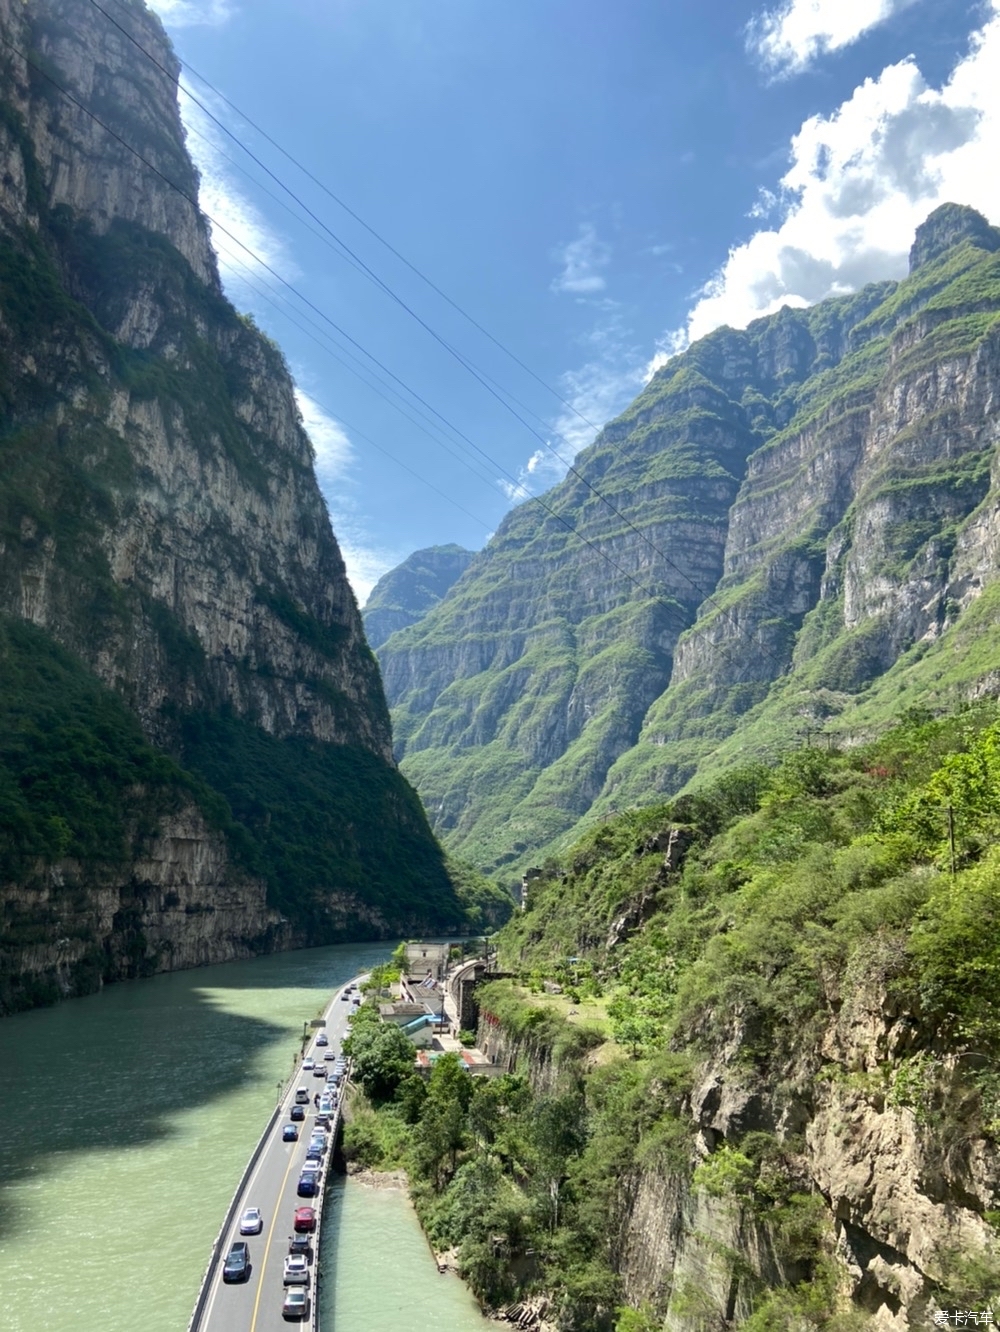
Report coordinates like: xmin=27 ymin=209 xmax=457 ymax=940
xmin=490 ymin=706 xmax=1000 ymax=1327
xmin=378 ymin=205 xmax=1000 ymax=882
xmin=0 ymin=29 xmax=471 ymax=1006
xmin=347 ymin=706 xmax=1000 ymax=1330
xmin=0 ymin=616 xmax=482 ymax=1011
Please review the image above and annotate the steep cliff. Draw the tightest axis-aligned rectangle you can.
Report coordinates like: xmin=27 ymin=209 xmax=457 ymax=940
xmin=436 ymin=714 xmax=1000 ymax=1331
xmin=378 ymin=204 xmax=1000 ymax=877
xmin=0 ymin=0 xmax=463 ymax=1011
xmin=363 ymin=543 xmax=475 ymax=651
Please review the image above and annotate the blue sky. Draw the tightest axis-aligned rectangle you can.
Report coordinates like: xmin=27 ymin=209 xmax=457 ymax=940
xmin=141 ymin=0 xmax=1000 ymax=599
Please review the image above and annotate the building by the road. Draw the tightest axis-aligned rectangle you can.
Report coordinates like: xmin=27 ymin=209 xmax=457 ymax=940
xmin=403 ymin=941 xmax=451 ymax=982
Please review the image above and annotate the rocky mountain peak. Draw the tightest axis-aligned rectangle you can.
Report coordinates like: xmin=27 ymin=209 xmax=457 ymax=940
xmin=363 ymin=544 xmax=475 ymax=650
xmin=908 ymin=201 xmax=1000 ymax=273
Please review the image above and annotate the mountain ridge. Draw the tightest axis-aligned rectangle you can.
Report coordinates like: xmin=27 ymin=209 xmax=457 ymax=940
xmin=376 ymin=203 xmax=1000 ymax=879
xmin=362 ymin=543 xmax=475 ymax=650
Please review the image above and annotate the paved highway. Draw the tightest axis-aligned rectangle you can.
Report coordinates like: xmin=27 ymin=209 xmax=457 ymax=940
xmin=194 ymin=978 xmax=361 ymax=1332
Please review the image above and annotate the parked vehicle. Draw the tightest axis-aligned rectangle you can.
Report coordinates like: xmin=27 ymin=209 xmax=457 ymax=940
xmin=288 ymin=1232 xmax=311 ymax=1255
xmin=297 ymin=1171 xmax=319 ymax=1197
xmin=282 ymin=1253 xmax=310 ymax=1285
xmin=293 ymin=1206 xmax=316 ymax=1232
xmin=222 ymin=1241 xmax=250 ymax=1282
xmin=283 ymin=1288 xmax=309 ymax=1319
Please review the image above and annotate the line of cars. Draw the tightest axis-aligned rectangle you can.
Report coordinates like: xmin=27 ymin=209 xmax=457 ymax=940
xmin=218 ymin=999 xmax=352 ymax=1323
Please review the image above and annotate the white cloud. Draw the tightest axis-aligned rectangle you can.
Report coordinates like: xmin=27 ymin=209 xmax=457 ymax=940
xmin=660 ymin=1 xmax=1000 ymax=356
xmin=179 ymin=86 xmax=296 ymax=292
xmin=335 ymin=532 xmax=399 ymax=604
xmin=294 ymin=389 xmax=354 ymax=481
xmin=324 ymin=498 xmax=402 ymax=603
xmin=146 ymin=0 xmax=235 ymax=28
xmin=291 ymin=389 xmax=396 ymax=601
xmin=502 ymin=314 xmax=647 ymax=499
xmin=551 ymin=223 xmax=612 ymax=295
xmin=749 ymin=0 xmax=919 ymax=76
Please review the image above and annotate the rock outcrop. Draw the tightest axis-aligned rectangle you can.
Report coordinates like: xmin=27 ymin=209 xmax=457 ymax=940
xmin=378 ymin=204 xmax=1000 ymax=878
xmin=363 ymin=543 xmax=475 ymax=650
xmin=0 ymin=0 xmax=461 ymax=1011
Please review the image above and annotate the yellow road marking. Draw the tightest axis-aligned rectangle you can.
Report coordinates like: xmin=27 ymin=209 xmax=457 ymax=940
xmin=248 ymin=1147 xmax=299 ymax=1332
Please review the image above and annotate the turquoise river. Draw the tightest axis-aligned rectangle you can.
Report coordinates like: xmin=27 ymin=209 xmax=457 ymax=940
xmin=0 ymin=943 xmax=491 ymax=1332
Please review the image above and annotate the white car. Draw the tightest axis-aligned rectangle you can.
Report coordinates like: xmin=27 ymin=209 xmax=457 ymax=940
xmin=302 ymin=1058 xmax=315 ymax=1072
xmin=283 ymin=1253 xmax=310 ymax=1285
xmin=323 ymin=1050 xmax=337 ymax=1061
xmin=315 ymin=1033 xmax=328 ymax=1047
xmin=239 ymin=1207 xmax=262 ymax=1235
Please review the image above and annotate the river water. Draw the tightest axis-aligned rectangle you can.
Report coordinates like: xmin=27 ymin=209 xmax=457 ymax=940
xmin=0 ymin=944 xmax=489 ymax=1332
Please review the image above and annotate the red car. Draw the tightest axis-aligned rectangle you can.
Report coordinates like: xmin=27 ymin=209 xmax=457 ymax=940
xmin=293 ymin=1207 xmax=316 ymax=1233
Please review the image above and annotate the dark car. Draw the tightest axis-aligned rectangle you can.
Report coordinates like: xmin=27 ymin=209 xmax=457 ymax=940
xmin=290 ymin=1105 xmax=305 ymax=1122
xmin=282 ymin=1124 xmax=299 ymax=1142
xmin=297 ymin=1171 xmax=319 ymax=1197
xmin=222 ymin=1241 xmax=250 ymax=1283
xmin=293 ymin=1206 xmax=316 ymax=1233
xmin=288 ymin=1232 xmax=311 ymax=1255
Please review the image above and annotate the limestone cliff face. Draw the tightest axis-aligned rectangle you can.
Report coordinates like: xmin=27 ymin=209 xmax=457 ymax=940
xmin=363 ymin=544 xmax=475 ymax=651
xmin=483 ymin=986 xmax=998 ymax=1332
xmin=0 ymin=0 xmax=460 ymax=1011
xmin=612 ymin=984 xmax=999 ymax=1331
xmin=0 ymin=0 xmax=386 ymax=756
xmin=379 ymin=205 xmax=1000 ymax=877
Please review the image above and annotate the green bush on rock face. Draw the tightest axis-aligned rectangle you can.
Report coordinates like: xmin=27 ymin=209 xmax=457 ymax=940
xmin=441 ymin=704 xmax=1000 ymax=1327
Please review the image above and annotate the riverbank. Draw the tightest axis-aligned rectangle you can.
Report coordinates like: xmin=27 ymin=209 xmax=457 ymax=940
xmin=346 ymin=1163 xmax=463 ymax=1274
xmin=321 ymin=1174 xmax=490 ymax=1329
xmin=339 ymin=1166 xmax=555 ymax=1330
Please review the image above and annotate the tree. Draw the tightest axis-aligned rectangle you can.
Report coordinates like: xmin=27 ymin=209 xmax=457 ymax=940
xmin=529 ymin=1093 xmax=585 ymax=1231
xmin=411 ymin=1053 xmax=474 ymax=1187
xmin=607 ymin=993 xmax=659 ymax=1057
xmin=347 ymin=1021 xmax=415 ymax=1103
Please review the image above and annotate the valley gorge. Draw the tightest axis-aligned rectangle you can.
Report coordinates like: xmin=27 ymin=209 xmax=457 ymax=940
xmin=0 ymin=0 xmax=466 ymax=1013
xmin=376 ymin=203 xmax=1000 ymax=882
xmin=2 ymin=2 xmax=1000 ymax=1329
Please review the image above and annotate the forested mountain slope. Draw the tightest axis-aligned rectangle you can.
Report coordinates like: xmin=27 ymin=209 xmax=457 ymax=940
xmin=378 ymin=203 xmax=1000 ymax=878
xmin=346 ymin=710 xmax=1000 ymax=1330
xmin=0 ymin=0 xmax=465 ymax=1012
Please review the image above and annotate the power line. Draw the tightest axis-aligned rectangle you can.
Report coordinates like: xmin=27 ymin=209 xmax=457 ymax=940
xmin=215 ymin=254 xmax=503 ymax=528
xmin=84 ymin=0 xmax=793 ymax=680
xmin=102 ymin=0 xmax=608 ymax=442
xmin=1 ymin=29 xmax=706 ymax=644
xmin=216 ymin=243 xmax=511 ymax=500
